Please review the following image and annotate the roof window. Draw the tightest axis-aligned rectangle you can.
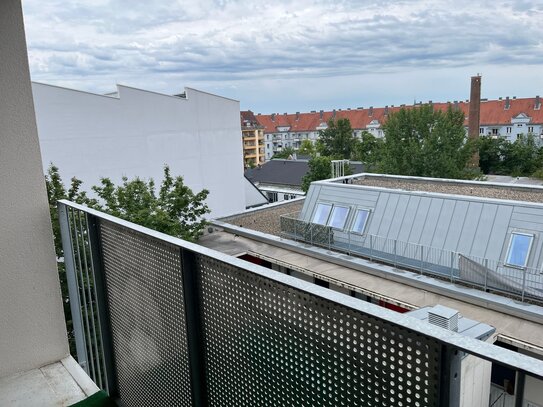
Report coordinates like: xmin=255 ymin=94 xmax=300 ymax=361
xmin=505 ymin=232 xmax=533 ymax=268
xmin=312 ymin=203 xmax=332 ymax=225
xmin=328 ymin=206 xmax=350 ymax=229
xmin=351 ymin=209 xmax=370 ymax=234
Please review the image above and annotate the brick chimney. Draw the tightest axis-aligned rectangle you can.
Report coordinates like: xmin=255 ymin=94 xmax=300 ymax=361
xmin=468 ymin=75 xmax=481 ymax=167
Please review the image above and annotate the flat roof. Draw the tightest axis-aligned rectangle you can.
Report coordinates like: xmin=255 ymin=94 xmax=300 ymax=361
xmin=348 ymin=173 xmax=543 ymax=203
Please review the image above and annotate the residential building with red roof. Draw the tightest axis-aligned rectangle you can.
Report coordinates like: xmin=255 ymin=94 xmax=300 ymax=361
xmin=255 ymin=96 xmax=543 ymax=160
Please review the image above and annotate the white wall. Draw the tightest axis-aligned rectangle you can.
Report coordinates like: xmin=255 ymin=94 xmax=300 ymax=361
xmin=33 ymin=83 xmax=246 ymax=218
xmin=0 ymin=0 xmax=68 ymax=378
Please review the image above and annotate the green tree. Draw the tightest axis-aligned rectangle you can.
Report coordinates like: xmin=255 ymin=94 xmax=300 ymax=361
xmin=317 ymin=118 xmax=357 ymax=159
xmin=379 ymin=104 xmax=475 ymax=179
xmin=353 ymin=131 xmax=383 ymax=169
xmin=272 ymin=146 xmax=296 ymax=159
xmin=502 ymin=134 xmax=541 ymax=176
xmin=298 ymin=139 xmax=316 ymax=156
xmin=92 ymin=166 xmax=210 ymax=242
xmin=301 ymin=155 xmax=332 ymax=192
xmin=477 ymin=136 xmax=508 ymax=174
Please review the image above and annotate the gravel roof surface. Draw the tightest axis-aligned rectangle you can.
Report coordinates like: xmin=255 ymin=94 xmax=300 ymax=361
xmin=352 ymin=177 xmax=543 ymax=203
xmin=221 ymin=200 xmax=303 ymax=236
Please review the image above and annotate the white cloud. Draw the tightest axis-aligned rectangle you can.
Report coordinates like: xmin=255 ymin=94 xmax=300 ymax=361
xmin=22 ymin=0 xmax=543 ymax=112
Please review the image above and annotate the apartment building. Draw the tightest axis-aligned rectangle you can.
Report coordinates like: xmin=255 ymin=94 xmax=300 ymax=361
xmin=257 ymin=96 xmax=543 ymax=159
xmin=240 ymin=110 xmax=265 ymax=168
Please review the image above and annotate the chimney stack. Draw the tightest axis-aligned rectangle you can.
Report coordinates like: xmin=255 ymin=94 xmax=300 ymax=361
xmin=271 ymin=113 xmax=275 ymax=122
xmin=468 ymin=75 xmax=482 ymax=167
xmin=332 ymin=109 xmax=336 ymax=118
xmin=296 ymin=111 xmax=300 ymax=120
xmin=368 ymin=106 xmax=373 ymax=117
xmin=319 ymin=110 xmax=323 ymax=119
xmin=536 ymin=95 xmax=541 ymax=110
xmin=505 ymin=96 xmax=510 ymax=110
xmin=384 ymin=105 xmax=389 ymax=115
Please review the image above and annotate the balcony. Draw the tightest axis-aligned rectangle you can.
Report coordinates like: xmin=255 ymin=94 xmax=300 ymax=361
xmin=55 ymin=200 xmax=543 ymax=406
xmin=279 ymin=212 xmax=543 ymax=304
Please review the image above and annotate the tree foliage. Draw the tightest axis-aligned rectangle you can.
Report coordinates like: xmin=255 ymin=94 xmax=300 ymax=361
xmin=272 ymin=146 xmax=296 ymax=159
xmin=478 ymin=134 xmax=542 ymax=176
xmin=298 ymin=139 xmax=316 ymax=156
xmin=317 ymin=118 xmax=358 ymax=159
xmin=352 ymin=131 xmax=383 ymax=169
xmin=378 ymin=105 xmax=475 ymax=179
xmin=301 ymin=155 xmax=332 ymax=192
xmin=91 ymin=166 xmax=210 ymax=242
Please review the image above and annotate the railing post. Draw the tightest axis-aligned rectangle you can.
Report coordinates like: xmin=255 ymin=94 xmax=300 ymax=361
xmin=348 ymin=231 xmax=351 ymax=254
xmin=58 ymin=203 xmax=88 ymax=373
xmin=86 ymin=213 xmax=117 ymax=395
xmin=369 ymin=234 xmax=373 ymax=261
xmin=521 ymin=268 xmax=527 ymax=302
xmin=328 ymin=227 xmax=331 ymax=249
xmin=393 ymin=239 xmax=397 ymax=268
xmin=180 ymin=249 xmax=208 ymax=407
xmin=450 ymin=252 xmax=454 ymax=282
xmin=420 ymin=245 xmax=424 ymax=274
xmin=484 ymin=258 xmax=489 ymax=291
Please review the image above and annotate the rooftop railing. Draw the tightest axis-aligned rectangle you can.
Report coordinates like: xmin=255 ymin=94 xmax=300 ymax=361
xmin=280 ymin=212 xmax=543 ymax=304
xmin=59 ymin=201 xmax=543 ymax=407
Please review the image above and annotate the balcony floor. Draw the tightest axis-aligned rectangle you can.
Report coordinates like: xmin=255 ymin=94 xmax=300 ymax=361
xmin=0 ymin=356 xmax=98 ymax=407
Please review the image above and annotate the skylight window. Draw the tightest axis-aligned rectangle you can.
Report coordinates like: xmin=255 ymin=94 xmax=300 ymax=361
xmin=312 ymin=203 xmax=332 ymax=225
xmin=328 ymin=206 xmax=349 ymax=229
xmin=505 ymin=232 xmax=533 ymax=268
xmin=351 ymin=209 xmax=370 ymax=234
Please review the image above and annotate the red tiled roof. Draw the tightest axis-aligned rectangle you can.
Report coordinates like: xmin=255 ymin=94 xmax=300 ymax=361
xmin=255 ymin=97 xmax=543 ymax=133
xmin=241 ymin=110 xmax=264 ymax=129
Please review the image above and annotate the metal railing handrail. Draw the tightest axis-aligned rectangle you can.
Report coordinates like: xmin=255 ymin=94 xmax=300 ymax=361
xmin=279 ymin=212 xmax=543 ymax=303
xmin=58 ymin=200 xmax=543 ymax=378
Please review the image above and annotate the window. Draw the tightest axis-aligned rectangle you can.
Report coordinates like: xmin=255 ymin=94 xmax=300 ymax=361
xmin=267 ymin=192 xmax=278 ymax=203
xmin=505 ymin=232 xmax=533 ymax=268
xmin=327 ymin=206 xmax=350 ymax=229
xmin=312 ymin=203 xmax=332 ymax=225
xmin=479 ymin=127 xmax=484 ymax=134
xmin=506 ymin=127 xmax=512 ymax=134
xmin=351 ymin=209 xmax=370 ymax=233
xmin=492 ymin=128 xmax=499 ymax=135
xmin=529 ymin=126 xmax=534 ymax=133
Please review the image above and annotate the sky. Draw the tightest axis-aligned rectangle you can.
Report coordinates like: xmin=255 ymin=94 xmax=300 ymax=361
xmin=22 ymin=0 xmax=543 ymax=114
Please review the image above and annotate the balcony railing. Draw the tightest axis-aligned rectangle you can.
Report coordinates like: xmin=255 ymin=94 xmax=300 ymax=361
xmin=58 ymin=201 xmax=543 ymax=407
xmin=279 ymin=212 xmax=543 ymax=303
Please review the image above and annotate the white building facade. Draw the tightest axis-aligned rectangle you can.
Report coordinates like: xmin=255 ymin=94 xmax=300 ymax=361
xmin=32 ymin=83 xmax=250 ymax=218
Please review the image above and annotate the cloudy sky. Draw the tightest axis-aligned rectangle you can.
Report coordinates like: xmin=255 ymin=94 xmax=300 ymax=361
xmin=22 ymin=0 xmax=543 ymax=113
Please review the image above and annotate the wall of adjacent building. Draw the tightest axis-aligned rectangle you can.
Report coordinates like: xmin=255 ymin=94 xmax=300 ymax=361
xmin=33 ymin=83 xmax=246 ymax=219
xmin=0 ymin=0 xmax=68 ymax=378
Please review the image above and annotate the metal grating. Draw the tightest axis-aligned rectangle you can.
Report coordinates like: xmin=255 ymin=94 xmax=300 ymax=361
xmin=197 ymin=255 xmax=442 ymax=407
xmin=99 ymin=221 xmax=193 ymax=407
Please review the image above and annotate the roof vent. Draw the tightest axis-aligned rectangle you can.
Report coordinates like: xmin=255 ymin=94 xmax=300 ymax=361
xmin=357 ymin=106 xmax=363 ymax=109
xmin=428 ymin=305 xmax=459 ymax=332
xmin=311 ymin=110 xmax=316 ymax=113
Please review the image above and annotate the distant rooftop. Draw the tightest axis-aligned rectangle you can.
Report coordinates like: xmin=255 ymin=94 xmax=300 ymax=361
xmin=349 ymin=173 xmax=543 ymax=203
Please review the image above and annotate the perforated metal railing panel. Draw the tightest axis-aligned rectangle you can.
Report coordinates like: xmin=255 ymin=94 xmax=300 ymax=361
xmin=197 ymin=255 xmax=442 ymax=407
xmin=99 ymin=221 xmax=193 ymax=407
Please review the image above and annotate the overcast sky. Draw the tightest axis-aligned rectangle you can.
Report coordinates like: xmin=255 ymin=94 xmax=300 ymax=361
xmin=22 ymin=0 xmax=543 ymax=113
